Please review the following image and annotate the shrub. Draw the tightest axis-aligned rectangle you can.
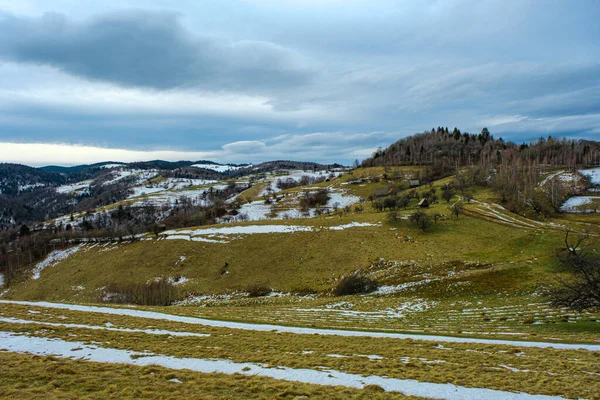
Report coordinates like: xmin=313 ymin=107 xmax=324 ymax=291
xmin=246 ymin=283 xmax=272 ymax=297
xmin=102 ymin=278 xmax=180 ymax=306
xmin=334 ymin=273 xmax=377 ymax=296
xmin=299 ymin=189 xmax=330 ymax=211
xmin=387 ymin=210 xmax=400 ymax=222
xmin=409 ymin=210 xmax=433 ymax=232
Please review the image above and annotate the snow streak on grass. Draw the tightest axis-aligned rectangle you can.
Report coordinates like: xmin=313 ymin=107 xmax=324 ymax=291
xmin=0 ymin=332 xmax=565 ymax=400
xmin=2 ymin=301 xmax=598 ymax=351
xmin=31 ymin=246 xmax=82 ymax=280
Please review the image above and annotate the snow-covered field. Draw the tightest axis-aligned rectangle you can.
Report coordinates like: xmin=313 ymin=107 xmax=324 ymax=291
xmin=56 ymin=180 xmax=93 ymax=195
xmin=260 ymin=170 xmax=343 ymax=196
xmin=579 ymin=167 xmax=600 ymax=185
xmin=128 ymin=185 xmax=228 ymax=207
xmin=102 ymin=169 xmax=160 ymax=186
xmin=560 ymin=196 xmax=600 ymax=212
xmin=17 ymin=183 xmax=47 ymax=192
xmin=235 ymin=187 xmax=360 ymax=222
xmin=99 ymin=163 xmax=124 ymax=169
xmin=191 ymin=163 xmax=245 ymax=173
xmin=127 ymin=178 xmax=218 ymax=199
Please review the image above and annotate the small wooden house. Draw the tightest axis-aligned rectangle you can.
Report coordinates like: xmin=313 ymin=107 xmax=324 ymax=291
xmin=374 ymin=188 xmax=394 ymax=197
xmin=417 ymin=198 xmax=430 ymax=208
xmin=409 ymin=180 xmax=421 ymax=188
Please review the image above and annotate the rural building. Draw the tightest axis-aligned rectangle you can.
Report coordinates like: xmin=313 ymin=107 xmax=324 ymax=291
xmin=374 ymin=188 xmax=394 ymax=197
xmin=418 ymin=198 xmax=430 ymax=208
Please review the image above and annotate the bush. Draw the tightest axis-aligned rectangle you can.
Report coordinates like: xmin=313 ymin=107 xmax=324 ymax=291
xmin=246 ymin=283 xmax=272 ymax=297
xmin=299 ymin=189 xmax=330 ymax=212
xmin=334 ymin=273 xmax=377 ymax=296
xmin=102 ymin=278 xmax=180 ymax=306
xmin=409 ymin=210 xmax=433 ymax=232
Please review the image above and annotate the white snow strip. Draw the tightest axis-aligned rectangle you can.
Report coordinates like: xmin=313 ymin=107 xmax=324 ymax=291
xmin=0 ymin=317 xmax=209 ymax=337
xmin=32 ymin=246 xmax=81 ymax=280
xmin=374 ymin=279 xmax=442 ymax=295
xmin=539 ymin=171 xmax=565 ymax=187
xmin=2 ymin=301 xmax=599 ymax=351
xmin=99 ymin=163 xmax=124 ymax=169
xmin=328 ymin=222 xmax=378 ymax=230
xmin=0 ymin=332 xmax=564 ymax=400
xmin=163 ymin=225 xmax=313 ymax=236
xmin=162 ymin=222 xmax=378 ymax=239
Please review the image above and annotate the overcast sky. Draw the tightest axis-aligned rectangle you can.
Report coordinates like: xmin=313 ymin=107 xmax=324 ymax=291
xmin=0 ymin=0 xmax=599 ymax=166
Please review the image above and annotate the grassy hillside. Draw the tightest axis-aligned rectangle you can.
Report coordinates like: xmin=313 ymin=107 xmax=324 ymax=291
xmin=4 ymin=168 xmax=600 ymax=325
xmin=2 ymin=168 xmax=600 ymax=399
xmin=6 ymin=206 xmax=562 ymax=301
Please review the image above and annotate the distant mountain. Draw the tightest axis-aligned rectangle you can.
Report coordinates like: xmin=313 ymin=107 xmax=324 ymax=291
xmin=0 ymin=159 xmax=340 ymax=227
xmin=41 ymin=162 xmax=125 ymax=174
xmin=0 ymin=163 xmax=66 ymax=196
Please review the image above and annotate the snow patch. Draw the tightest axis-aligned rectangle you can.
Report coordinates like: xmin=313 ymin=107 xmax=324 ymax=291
xmin=0 ymin=317 xmax=209 ymax=337
xmin=162 ymin=222 xmax=378 ymax=240
xmin=168 ymin=276 xmax=190 ymax=286
xmin=32 ymin=246 xmax=81 ymax=280
xmin=56 ymin=180 xmax=93 ymax=195
xmin=560 ymin=196 xmax=600 ymax=212
xmin=191 ymin=163 xmax=245 ymax=173
xmin=579 ymin=167 xmax=600 ymax=185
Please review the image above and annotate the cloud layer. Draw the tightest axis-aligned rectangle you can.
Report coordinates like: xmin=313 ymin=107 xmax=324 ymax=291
xmin=0 ymin=0 xmax=599 ymax=165
xmin=0 ymin=11 xmax=313 ymax=92
xmin=0 ymin=131 xmax=396 ymax=166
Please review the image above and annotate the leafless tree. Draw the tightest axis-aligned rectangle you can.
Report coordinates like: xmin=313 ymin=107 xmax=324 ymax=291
xmin=549 ymin=231 xmax=600 ymax=311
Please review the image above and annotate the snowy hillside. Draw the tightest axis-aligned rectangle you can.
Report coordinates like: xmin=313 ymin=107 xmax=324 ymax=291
xmin=191 ymin=163 xmax=247 ymax=173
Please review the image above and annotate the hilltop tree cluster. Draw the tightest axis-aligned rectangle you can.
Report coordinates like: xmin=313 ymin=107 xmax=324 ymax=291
xmin=362 ymin=128 xmax=599 ymax=216
xmin=363 ymin=127 xmax=600 ymax=169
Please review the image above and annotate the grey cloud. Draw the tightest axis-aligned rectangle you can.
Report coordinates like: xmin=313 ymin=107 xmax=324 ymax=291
xmin=217 ymin=131 xmax=401 ymax=164
xmin=0 ymin=11 xmax=313 ymax=91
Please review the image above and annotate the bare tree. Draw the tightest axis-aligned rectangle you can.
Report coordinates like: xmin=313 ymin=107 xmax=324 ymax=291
xmin=451 ymin=201 xmax=464 ymax=218
xmin=549 ymin=231 xmax=600 ymax=311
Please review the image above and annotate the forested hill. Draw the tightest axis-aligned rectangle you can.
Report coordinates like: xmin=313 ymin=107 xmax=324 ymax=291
xmin=362 ymin=127 xmax=600 ymax=169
